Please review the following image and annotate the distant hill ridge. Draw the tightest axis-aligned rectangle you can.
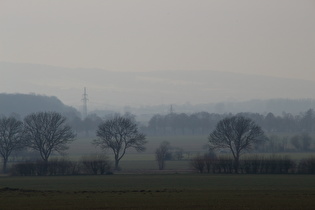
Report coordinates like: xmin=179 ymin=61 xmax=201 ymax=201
xmin=0 ymin=93 xmax=79 ymax=117
xmin=2 ymin=62 xmax=315 ymax=110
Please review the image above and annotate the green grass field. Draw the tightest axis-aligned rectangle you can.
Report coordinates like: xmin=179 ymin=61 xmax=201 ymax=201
xmin=1 ymin=174 xmax=315 ymax=209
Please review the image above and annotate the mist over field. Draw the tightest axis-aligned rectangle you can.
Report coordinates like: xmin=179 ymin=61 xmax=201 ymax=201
xmin=2 ymin=62 xmax=315 ymax=114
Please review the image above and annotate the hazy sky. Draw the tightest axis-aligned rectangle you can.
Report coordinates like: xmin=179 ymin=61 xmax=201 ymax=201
xmin=1 ymin=0 xmax=315 ymax=81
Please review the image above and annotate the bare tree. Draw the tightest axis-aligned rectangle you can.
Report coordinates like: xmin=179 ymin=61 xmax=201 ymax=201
xmin=208 ymin=116 xmax=266 ymax=173
xmin=94 ymin=116 xmax=147 ymax=170
xmin=0 ymin=117 xmax=24 ymax=173
xmin=155 ymin=141 xmax=170 ymax=170
xmin=23 ymin=112 xmax=76 ymax=164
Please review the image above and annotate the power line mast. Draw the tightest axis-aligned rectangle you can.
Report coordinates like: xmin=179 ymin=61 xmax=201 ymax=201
xmin=81 ymin=87 xmax=88 ymax=119
xmin=170 ymin=104 xmax=174 ymax=114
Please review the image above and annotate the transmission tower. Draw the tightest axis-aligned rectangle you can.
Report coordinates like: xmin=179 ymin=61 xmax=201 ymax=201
xmin=170 ymin=104 xmax=174 ymax=114
xmin=81 ymin=87 xmax=88 ymax=119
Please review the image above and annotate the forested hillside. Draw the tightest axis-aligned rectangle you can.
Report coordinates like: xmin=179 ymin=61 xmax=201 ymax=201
xmin=0 ymin=93 xmax=79 ymax=118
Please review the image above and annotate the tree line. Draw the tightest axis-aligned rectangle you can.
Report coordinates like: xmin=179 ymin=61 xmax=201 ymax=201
xmin=64 ymin=109 xmax=315 ymax=138
xmin=144 ymin=109 xmax=315 ymax=135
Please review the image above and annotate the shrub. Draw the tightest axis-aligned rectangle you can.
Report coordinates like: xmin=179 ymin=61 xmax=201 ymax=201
xmin=11 ymin=162 xmax=36 ymax=176
xmin=47 ymin=158 xmax=78 ymax=175
xmin=240 ymin=155 xmax=264 ymax=174
xmin=204 ymin=151 xmax=217 ymax=173
xmin=10 ymin=158 xmax=78 ymax=176
xmin=214 ymin=156 xmax=234 ymax=173
xmin=298 ymin=157 xmax=315 ymax=174
xmin=240 ymin=155 xmax=295 ymax=174
xmin=80 ymin=154 xmax=112 ymax=175
xmin=190 ymin=155 xmax=205 ymax=173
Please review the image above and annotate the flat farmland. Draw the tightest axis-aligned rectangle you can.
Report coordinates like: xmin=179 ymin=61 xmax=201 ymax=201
xmin=54 ymin=135 xmax=315 ymax=174
xmin=68 ymin=135 xmax=208 ymax=155
xmin=0 ymin=174 xmax=315 ymax=209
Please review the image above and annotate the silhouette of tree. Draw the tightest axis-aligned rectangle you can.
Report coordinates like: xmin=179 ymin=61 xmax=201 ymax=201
xmin=155 ymin=141 xmax=170 ymax=170
xmin=94 ymin=116 xmax=146 ymax=170
xmin=23 ymin=112 xmax=76 ymax=163
xmin=209 ymin=116 xmax=266 ymax=173
xmin=0 ymin=117 xmax=24 ymax=173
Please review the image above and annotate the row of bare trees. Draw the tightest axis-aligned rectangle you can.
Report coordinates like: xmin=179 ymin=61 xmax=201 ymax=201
xmin=2 ymin=110 xmax=314 ymax=174
xmin=0 ymin=112 xmax=76 ymax=173
xmin=0 ymin=112 xmax=148 ymax=174
xmin=145 ymin=109 xmax=315 ymax=135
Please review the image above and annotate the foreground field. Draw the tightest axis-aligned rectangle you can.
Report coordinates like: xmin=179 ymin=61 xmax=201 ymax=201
xmin=1 ymin=174 xmax=315 ymax=209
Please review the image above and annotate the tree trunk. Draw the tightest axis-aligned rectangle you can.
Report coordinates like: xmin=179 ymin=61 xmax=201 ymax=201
xmin=158 ymin=159 xmax=165 ymax=170
xmin=114 ymin=159 xmax=120 ymax=171
xmin=3 ymin=158 xmax=7 ymax=174
xmin=42 ymin=158 xmax=49 ymax=175
xmin=234 ymin=157 xmax=240 ymax=173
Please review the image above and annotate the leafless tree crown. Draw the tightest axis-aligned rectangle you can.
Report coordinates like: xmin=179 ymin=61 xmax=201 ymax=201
xmin=94 ymin=116 xmax=146 ymax=170
xmin=208 ymin=116 xmax=266 ymax=172
xmin=0 ymin=117 xmax=24 ymax=173
xmin=23 ymin=112 xmax=76 ymax=162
